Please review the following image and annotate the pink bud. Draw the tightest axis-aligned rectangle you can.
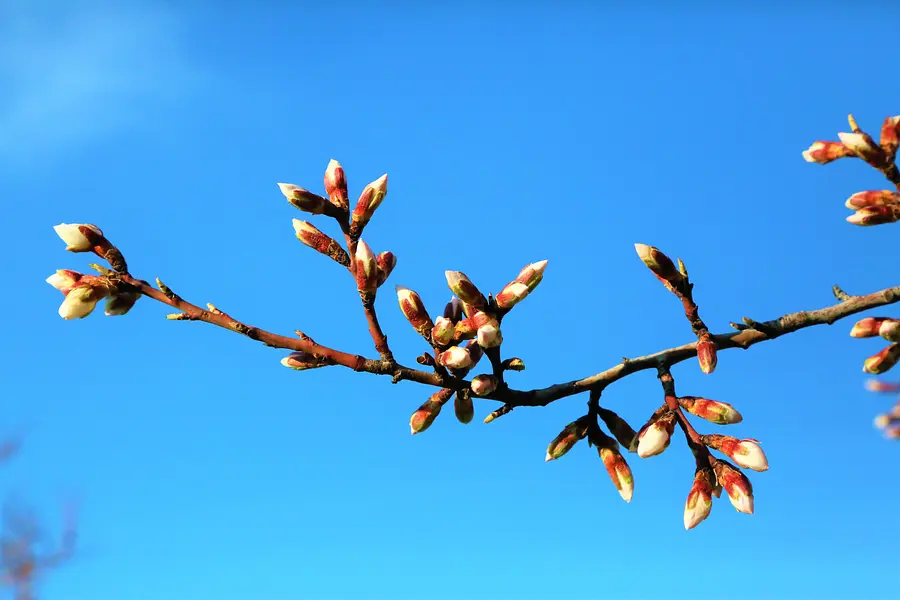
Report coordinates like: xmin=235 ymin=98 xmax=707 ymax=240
xmin=865 ymin=379 xmax=900 ymax=393
xmin=864 ymin=344 xmax=900 ymax=374
xmin=410 ymin=390 xmax=450 ymax=434
xmin=292 ymin=219 xmax=350 ymax=266
xmin=837 ymin=131 xmax=887 ymax=166
xmin=278 ymin=183 xmax=330 ymax=215
xmin=396 ymin=286 xmax=434 ymax=337
xmin=684 ymin=469 xmax=714 ymax=530
xmin=495 ymin=260 xmax=548 ymax=309
xmin=880 ymin=115 xmax=900 ymax=161
xmin=376 ymin=251 xmax=396 ymax=286
xmin=324 ymin=159 xmax=349 ymax=210
xmin=634 ymin=243 xmax=685 ymax=293
xmin=545 ymin=416 xmax=590 ymax=461
xmin=704 ymin=434 xmax=768 ymax=472
xmin=351 ymin=174 xmax=388 ymax=229
xmin=431 ymin=317 xmax=455 ymax=346
xmin=845 ymin=190 xmax=900 ymax=210
xmin=598 ymin=446 xmax=634 ymax=503
xmin=847 ymin=206 xmax=900 ymax=226
xmin=445 ymin=271 xmax=487 ymax=308
xmin=46 ymin=269 xmax=83 ymax=295
xmin=713 ymin=460 xmax=754 ymax=514
xmin=354 ymin=240 xmax=379 ymax=293
xmin=697 ymin=336 xmax=718 ymax=375
xmin=280 ymin=351 xmax=329 ymax=370
xmin=438 ymin=346 xmax=474 ymax=369
xmin=678 ymin=396 xmax=743 ymax=425
xmin=57 ymin=281 xmax=110 ymax=320
xmin=471 ymin=374 xmax=498 ymax=397
xmin=476 ymin=323 xmax=503 ymax=348
xmin=636 ymin=411 xmax=676 ymax=458
xmin=802 ymin=141 xmax=856 ymax=164
xmin=53 ymin=223 xmax=104 ymax=252
xmin=851 ymin=317 xmax=889 ymax=338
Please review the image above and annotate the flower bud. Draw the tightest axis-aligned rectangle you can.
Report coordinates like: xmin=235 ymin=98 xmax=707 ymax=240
xmin=104 ymin=290 xmax=140 ymax=316
xmin=431 ymin=317 xmax=455 ymax=346
xmin=502 ymin=357 xmax=525 ymax=371
xmin=545 ymin=416 xmax=590 ymax=462
xmin=863 ymin=344 xmax=900 ymax=374
xmin=292 ymin=219 xmax=350 ymax=266
xmin=636 ymin=411 xmax=676 ymax=458
xmin=443 ymin=297 xmax=463 ymax=323
xmin=495 ymin=260 xmax=548 ymax=309
xmin=438 ymin=346 xmax=473 ymax=369
xmin=838 ymin=131 xmax=887 ymax=167
xmin=684 ymin=469 xmax=714 ymax=530
xmin=57 ymin=281 xmax=110 ymax=320
xmin=847 ymin=205 xmax=900 ymax=226
xmin=351 ymin=174 xmax=388 ymax=230
xmin=476 ymin=323 xmax=503 ymax=348
xmin=465 ymin=340 xmax=484 ymax=366
xmin=410 ymin=390 xmax=451 ymax=435
xmin=454 ymin=390 xmax=475 ymax=424
xmin=845 ymin=190 xmax=900 ymax=210
xmin=865 ymin=379 xmax=900 ymax=393
xmin=634 ymin=243 xmax=684 ymax=291
xmin=678 ymin=396 xmax=743 ymax=425
xmin=598 ymin=408 xmax=638 ymax=453
xmin=598 ymin=445 xmax=634 ymax=503
xmin=879 ymin=320 xmax=900 ymax=342
xmin=713 ymin=460 xmax=754 ymax=514
xmin=880 ymin=115 xmax=900 ymax=162
xmin=324 ymin=159 xmax=349 ymax=210
xmin=46 ymin=269 xmax=83 ymax=295
xmin=376 ymin=251 xmax=396 ymax=286
xmin=445 ymin=271 xmax=487 ymax=308
xmin=697 ymin=335 xmax=718 ymax=375
xmin=280 ymin=351 xmax=329 ymax=370
xmin=873 ymin=414 xmax=893 ymax=429
xmin=704 ymin=434 xmax=768 ymax=472
xmin=396 ymin=286 xmax=434 ymax=337
xmin=354 ymin=240 xmax=379 ymax=293
xmin=279 ymin=183 xmax=330 ymax=215
xmin=53 ymin=223 xmax=105 ymax=252
xmin=851 ymin=317 xmax=889 ymax=338
xmin=471 ymin=374 xmax=498 ymax=397
xmin=802 ymin=141 xmax=856 ymax=164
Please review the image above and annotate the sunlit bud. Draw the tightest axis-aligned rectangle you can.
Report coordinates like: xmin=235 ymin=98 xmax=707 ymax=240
xmin=351 ymin=174 xmax=388 ymax=229
xmin=634 ymin=243 xmax=684 ymax=289
xmin=697 ymin=335 xmax=718 ymax=375
xmin=636 ymin=411 xmax=676 ymax=458
xmin=460 ymin=301 xmax=479 ymax=319
xmin=471 ymin=374 xmax=498 ymax=397
xmin=545 ymin=416 xmax=590 ymax=462
xmin=396 ymin=286 xmax=434 ymax=337
xmin=483 ymin=405 xmax=512 ymax=424
xmin=874 ymin=414 xmax=892 ymax=429
xmin=280 ymin=351 xmax=329 ymax=370
xmin=278 ymin=183 xmax=330 ymax=215
xmin=802 ymin=141 xmax=855 ymax=164
xmin=879 ymin=320 xmax=900 ymax=342
xmin=104 ymin=290 xmax=140 ymax=316
xmin=445 ymin=271 xmax=487 ymax=308
xmin=502 ymin=357 xmax=525 ymax=371
xmin=409 ymin=391 xmax=449 ymax=435
xmin=465 ymin=340 xmax=484 ymax=366
xmin=678 ymin=396 xmax=743 ymax=425
xmin=713 ymin=460 xmax=754 ymax=515
xmin=598 ymin=446 xmax=634 ymax=503
xmin=46 ymin=269 xmax=83 ymax=294
xmin=598 ymin=408 xmax=638 ymax=453
xmin=324 ymin=159 xmax=349 ymax=210
xmin=880 ymin=115 xmax=900 ymax=161
xmin=431 ymin=317 xmax=455 ymax=346
xmin=354 ymin=240 xmax=379 ymax=293
xmin=847 ymin=206 xmax=900 ymax=226
xmin=57 ymin=282 xmax=110 ymax=320
xmin=454 ymin=390 xmax=475 ymax=424
xmin=863 ymin=344 xmax=900 ymax=374
xmin=292 ymin=219 xmax=350 ymax=266
xmin=443 ymin=297 xmax=463 ymax=323
xmin=453 ymin=317 xmax=478 ymax=341
xmin=53 ymin=223 xmax=104 ymax=252
xmin=375 ymin=252 xmax=396 ymax=286
xmin=477 ymin=324 xmax=503 ymax=348
xmin=684 ymin=469 xmax=714 ymax=530
xmin=845 ymin=190 xmax=900 ymax=210
xmin=851 ymin=317 xmax=889 ymax=338
xmin=704 ymin=434 xmax=768 ymax=472
xmin=865 ymin=379 xmax=900 ymax=393
xmin=438 ymin=345 xmax=473 ymax=369
xmin=838 ymin=131 xmax=887 ymax=166
xmin=495 ymin=282 xmax=529 ymax=309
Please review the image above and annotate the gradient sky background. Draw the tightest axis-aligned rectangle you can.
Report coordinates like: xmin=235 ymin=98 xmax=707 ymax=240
xmin=2 ymin=1 xmax=900 ymax=599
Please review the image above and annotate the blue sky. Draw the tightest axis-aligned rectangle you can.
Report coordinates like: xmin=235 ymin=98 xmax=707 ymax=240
xmin=3 ymin=1 xmax=900 ymax=598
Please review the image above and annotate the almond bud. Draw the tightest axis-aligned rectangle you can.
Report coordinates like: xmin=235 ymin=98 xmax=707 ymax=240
xmin=46 ymin=269 xmax=83 ymax=295
xmin=443 ymin=297 xmax=463 ymax=323
xmin=802 ymin=141 xmax=856 ymax=164
xmin=713 ymin=460 xmax=754 ymax=514
xmin=704 ymin=434 xmax=768 ymax=472
xmin=410 ymin=390 xmax=450 ymax=435
xmin=57 ymin=281 xmax=110 ymax=320
xmin=697 ymin=335 xmax=718 ymax=375
xmin=376 ymin=251 xmax=396 ymax=286
xmin=880 ymin=115 xmax=900 ymax=162
xmin=864 ymin=344 xmax=900 ymax=374
xmin=454 ymin=390 xmax=475 ymax=424
xmin=598 ymin=408 xmax=638 ymax=453
xmin=678 ymin=396 xmax=743 ymax=425
xmin=396 ymin=286 xmax=434 ymax=338
xmin=847 ymin=206 xmax=900 ymax=226
xmin=431 ymin=317 xmax=455 ymax=346
xmin=471 ymin=374 xmax=498 ymax=397
xmin=634 ymin=243 xmax=684 ymax=291
xmin=104 ymin=290 xmax=140 ymax=316
xmin=879 ymin=320 xmax=900 ymax=342
xmin=354 ymin=240 xmax=379 ymax=293
xmin=684 ymin=469 xmax=715 ymax=530
xmin=838 ymin=131 xmax=888 ymax=167
xmin=495 ymin=260 xmax=548 ymax=309
xmin=476 ymin=324 xmax=503 ymax=348
xmin=279 ymin=183 xmax=330 ymax=215
xmin=851 ymin=317 xmax=889 ymax=338
xmin=445 ymin=271 xmax=487 ymax=308
xmin=598 ymin=445 xmax=634 ymax=503
xmin=280 ymin=351 xmax=329 ymax=370
xmin=636 ymin=411 xmax=676 ymax=458
xmin=53 ymin=223 xmax=105 ymax=252
xmin=845 ymin=190 xmax=900 ymax=210
xmin=292 ymin=219 xmax=350 ymax=266
xmin=351 ymin=174 xmax=388 ymax=230
xmin=438 ymin=346 xmax=474 ymax=369
xmin=545 ymin=416 xmax=590 ymax=461
xmin=324 ymin=159 xmax=349 ymax=210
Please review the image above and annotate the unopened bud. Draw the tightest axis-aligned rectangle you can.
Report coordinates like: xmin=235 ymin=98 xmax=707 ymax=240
xmin=351 ymin=174 xmax=388 ymax=230
xmin=545 ymin=416 xmax=590 ymax=461
xmin=292 ymin=219 xmax=350 ymax=266
xmin=802 ymin=141 xmax=856 ymax=164
xmin=865 ymin=379 xmax=900 ymax=393
xmin=634 ymin=243 xmax=684 ymax=291
xmin=445 ymin=271 xmax=487 ymax=308
xmin=46 ymin=269 xmax=83 ymax=295
xmin=104 ymin=290 xmax=140 ymax=316
xmin=863 ymin=344 xmax=900 ymax=374
xmin=454 ymin=389 xmax=475 ymax=424
xmin=636 ymin=411 xmax=676 ymax=458
xmin=280 ymin=351 xmax=329 ymax=370
xmin=495 ymin=260 xmax=548 ymax=309
xmin=376 ymin=251 xmax=396 ymax=286
xmin=713 ymin=460 xmax=754 ymax=515
xmin=279 ymin=183 xmax=330 ymax=215
xmin=880 ymin=320 xmax=900 ymax=342
xmin=874 ymin=414 xmax=892 ymax=429
xmin=443 ymin=297 xmax=463 ymax=323
xmin=684 ymin=468 xmax=714 ymax=530
xmin=598 ymin=408 xmax=638 ymax=453
xmin=598 ymin=445 xmax=634 ymax=503
xmin=678 ymin=396 xmax=743 ymax=425
xmin=471 ymin=374 xmax=498 ymax=397
xmin=396 ymin=286 xmax=434 ymax=338
xmin=476 ymin=324 xmax=503 ymax=348
xmin=845 ymin=190 xmax=900 ymax=210
xmin=847 ymin=205 xmax=900 ymax=226
xmin=438 ymin=346 xmax=473 ymax=369
xmin=324 ymin=159 xmax=349 ymax=210
xmin=410 ymin=390 xmax=449 ymax=434
xmin=696 ymin=335 xmax=718 ymax=375
xmin=838 ymin=131 xmax=888 ymax=167
xmin=880 ymin=115 xmax=900 ymax=162
xmin=502 ymin=357 xmax=525 ymax=371
xmin=354 ymin=240 xmax=379 ymax=293
xmin=53 ymin=223 xmax=105 ymax=252
xmin=431 ymin=317 xmax=455 ymax=346
xmin=465 ymin=340 xmax=484 ymax=366
xmin=704 ymin=434 xmax=768 ymax=472
xmin=851 ymin=317 xmax=889 ymax=338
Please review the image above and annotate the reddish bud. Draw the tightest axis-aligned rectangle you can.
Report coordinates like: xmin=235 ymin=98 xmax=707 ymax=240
xmin=324 ymin=159 xmax=349 ymax=210
xmin=704 ymin=434 xmax=768 ymax=472
xmin=713 ymin=460 xmax=754 ymax=514
xmin=697 ymin=335 xmax=718 ymax=375
xmin=598 ymin=445 xmax=634 ymax=503
xmin=837 ymin=131 xmax=887 ymax=167
xmin=281 ymin=351 xmax=330 ymax=371
xmin=354 ymin=241 xmax=379 ymax=293
xmin=438 ymin=346 xmax=474 ymax=369
xmin=351 ymin=174 xmax=388 ymax=229
xmin=879 ymin=115 xmax=900 ymax=162
xmin=292 ymin=219 xmax=350 ymax=266
xmin=454 ymin=390 xmax=475 ymax=424
xmin=865 ymin=379 xmax=900 ymax=393
xmin=802 ymin=141 xmax=856 ymax=164
xmin=443 ymin=297 xmax=463 ymax=323
xmin=396 ymin=286 xmax=434 ymax=338
xmin=634 ymin=243 xmax=684 ymax=291
xmin=375 ymin=251 xmax=396 ymax=286
xmin=471 ymin=374 xmax=498 ymax=397
xmin=545 ymin=416 xmax=591 ymax=462
xmin=847 ymin=205 xmax=900 ymax=226
xmin=684 ymin=468 xmax=715 ymax=530
xmin=863 ymin=344 xmax=900 ymax=374
xmin=279 ymin=183 xmax=330 ymax=215
xmin=445 ymin=271 xmax=487 ymax=308
xmin=410 ymin=390 xmax=450 ymax=434
xmin=845 ymin=190 xmax=900 ymax=210
xmin=495 ymin=260 xmax=548 ymax=309
xmin=636 ymin=411 xmax=676 ymax=458
xmin=678 ymin=396 xmax=743 ymax=425
xmin=851 ymin=317 xmax=889 ymax=338
xmin=431 ymin=317 xmax=455 ymax=346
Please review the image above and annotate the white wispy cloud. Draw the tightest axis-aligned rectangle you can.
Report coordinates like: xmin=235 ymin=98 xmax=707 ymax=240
xmin=0 ymin=0 xmax=201 ymax=168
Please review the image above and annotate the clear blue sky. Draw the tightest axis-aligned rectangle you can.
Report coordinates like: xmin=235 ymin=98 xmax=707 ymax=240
xmin=3 ymin=1 xmax=900 ymax=599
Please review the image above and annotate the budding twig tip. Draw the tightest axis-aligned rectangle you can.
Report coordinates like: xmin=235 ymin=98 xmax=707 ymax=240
xmin=848 ymin=114 xmax=859 ymax=133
